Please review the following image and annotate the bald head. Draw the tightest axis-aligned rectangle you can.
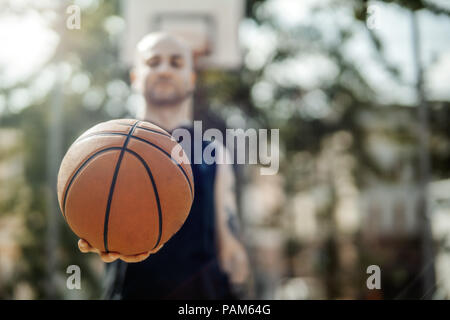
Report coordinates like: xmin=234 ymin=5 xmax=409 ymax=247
xmin=132 ymin=32 xmax=196 ymax=107
xmin=135 ymin=32 xmax=193 ymax=71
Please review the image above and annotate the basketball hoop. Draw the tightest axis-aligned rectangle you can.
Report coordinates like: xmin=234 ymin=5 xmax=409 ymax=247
xmin=121 ymin=0 xmax=244 ymax=70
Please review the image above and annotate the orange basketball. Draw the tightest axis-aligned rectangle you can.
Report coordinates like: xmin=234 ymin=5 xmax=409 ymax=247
xmin=57 ymin=119 xmax=194 ymax=255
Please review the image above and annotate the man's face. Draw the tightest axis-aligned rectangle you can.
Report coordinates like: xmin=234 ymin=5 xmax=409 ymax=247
xmin=134 ymin=36 xmax=195 ymax=107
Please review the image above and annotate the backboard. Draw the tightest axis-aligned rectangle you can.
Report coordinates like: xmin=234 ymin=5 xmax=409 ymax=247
xmin=121 ymin=0 xmax=245 ymax=70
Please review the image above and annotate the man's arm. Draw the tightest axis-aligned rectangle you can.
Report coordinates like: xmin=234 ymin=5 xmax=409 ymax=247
xmin=214 ymin=142 xmax=250 ymax=286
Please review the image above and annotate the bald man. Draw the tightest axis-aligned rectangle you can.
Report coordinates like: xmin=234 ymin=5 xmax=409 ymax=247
xmin=78 ymin=32 xmax=249 ymax=299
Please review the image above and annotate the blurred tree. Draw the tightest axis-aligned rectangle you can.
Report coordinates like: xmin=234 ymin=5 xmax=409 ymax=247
xmin=356 ymin=0 xmax=450 ymax=299
xmin=201 ymin=0 xmax=450 ymax=299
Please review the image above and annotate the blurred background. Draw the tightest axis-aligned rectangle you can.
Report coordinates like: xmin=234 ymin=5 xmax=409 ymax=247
xmin=0 ymin=0 xmax=450 ymax=299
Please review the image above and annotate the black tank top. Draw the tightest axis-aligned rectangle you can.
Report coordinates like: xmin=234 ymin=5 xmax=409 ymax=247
xmin=103 ymin=125 xmax=234 ymax=299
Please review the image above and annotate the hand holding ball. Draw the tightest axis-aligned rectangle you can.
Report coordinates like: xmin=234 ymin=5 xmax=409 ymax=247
xmin=57 ymin=119 xmax=194 ymax=257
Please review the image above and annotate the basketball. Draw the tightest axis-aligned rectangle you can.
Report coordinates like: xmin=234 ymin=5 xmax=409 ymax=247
xmin=57 ymin=119 xmax=194 ymax=255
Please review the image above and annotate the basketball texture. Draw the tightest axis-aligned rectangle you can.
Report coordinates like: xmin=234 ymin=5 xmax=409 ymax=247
xmin=57 ymin=119 xmax=194 ymax=255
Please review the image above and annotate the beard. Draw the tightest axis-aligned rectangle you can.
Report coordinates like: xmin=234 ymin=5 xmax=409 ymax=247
xmin=144 ymin=79 xmax=193 ymax=107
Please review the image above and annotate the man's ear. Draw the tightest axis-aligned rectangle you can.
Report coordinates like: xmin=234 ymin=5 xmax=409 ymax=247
xmin=191 ymin=71 xmax=197 ymax=88
xmin=130 ymin=69 xmax=136 ymax=84
xmin=130 ymin=68 xmax=142 ymax=92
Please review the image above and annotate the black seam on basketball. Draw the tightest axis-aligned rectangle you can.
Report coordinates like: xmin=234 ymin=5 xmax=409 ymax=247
xmin=62 ymin=147 xmax=123 ymax=219
xmin=74 ymin=126 xmax=173 ymax=145
xmin=116 ymin=123 xmax=171 ymax=138
xmin=71 ymin=132 xmax=193 ymax=198
xmin=130 ymin=135 xmax=194 ymax=199
xmin=103 ymin=121 xmax=141 ymax=253
xmin=74 ymin=127 xmax=172 ymax=145
xmin=136 ymin=126 xmax=171 ymax=138
xmin=124 ymin=149 xmax=163 ymax=251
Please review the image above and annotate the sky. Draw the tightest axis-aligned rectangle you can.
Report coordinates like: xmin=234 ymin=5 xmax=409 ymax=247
xmin=367 ymin=0 xmax=450 ymax=103
xmin=0 ymin=10 xmax=58 ymax=88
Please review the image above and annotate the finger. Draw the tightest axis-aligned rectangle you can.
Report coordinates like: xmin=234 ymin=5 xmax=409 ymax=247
xmin=100 ymin=252 xmax=120 ymax=263
xmin=119 ymin=251 xmax=151 ymax=263
xmin=78 ymin=239 xmax=94 ymax=253
xmin=79 ymin=239 xmax=102 ymax=254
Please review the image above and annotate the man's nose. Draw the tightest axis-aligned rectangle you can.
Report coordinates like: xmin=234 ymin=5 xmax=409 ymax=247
xmin=156 ymin=61 xmax=173 ymax=75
